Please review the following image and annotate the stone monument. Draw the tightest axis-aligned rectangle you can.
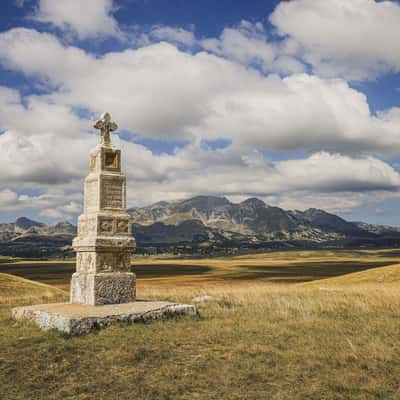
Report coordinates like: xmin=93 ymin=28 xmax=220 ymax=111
xmin=12 ymin=112 xmax=197 ymax=334
xmin=71 ymin=112 xmax=136 ymax=305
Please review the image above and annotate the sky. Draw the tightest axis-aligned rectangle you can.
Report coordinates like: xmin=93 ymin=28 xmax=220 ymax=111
xmin=0 ymin=0 xmax=400 ymax=225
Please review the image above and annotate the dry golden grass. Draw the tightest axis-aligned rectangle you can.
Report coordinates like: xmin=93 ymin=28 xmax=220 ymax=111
xmin=0 ymin=273 xmax=67 ymax=307
xmin=131 ymin=248 xmax=400 ymax=288
xmin=1 ymin=250 xmax=400 ymax=399
xmin=303 ymin=263 xmax=400 ymax=287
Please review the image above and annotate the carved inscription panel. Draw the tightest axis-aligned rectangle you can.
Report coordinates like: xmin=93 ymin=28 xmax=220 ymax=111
xmin=103 ymin=149 xmax=121 ymax=172
xmin=84 ymin=180 xmax=98 ymax=211
xmin=96 ymin=252 xmax=131 ymax=273
xmin=101 ymin=177 xmax=124 ymax=209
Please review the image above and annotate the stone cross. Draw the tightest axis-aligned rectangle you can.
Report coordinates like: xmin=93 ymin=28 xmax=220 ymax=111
xmin=94 ymin=112 xmax=118 ymax=146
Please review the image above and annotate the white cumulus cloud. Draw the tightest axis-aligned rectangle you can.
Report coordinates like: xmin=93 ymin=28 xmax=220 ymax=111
xmin=0 ymin=28 xmax=399 ymax=155
xmin=201 ymin=20 xmax=305 ymax=75
xmin=269 ymin=0 xmax=400 ymax=80
xmin=33 ymin=0 xmax=121 ymax=40
xmin=150 ymin=26 xmax=196 ymax=47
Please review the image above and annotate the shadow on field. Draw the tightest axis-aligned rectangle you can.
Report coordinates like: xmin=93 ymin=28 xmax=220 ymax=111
xmin=372 ymin=250 xmax=400 ymax=258
xmin=0 ymin=262 xmax=212 ymax=287
xmin=0 ymin=262 xmax=75 ymax=287
xmin=0 ymin=258 xmax=396 ymax=286
xmin=230 ymin=261 xmax=395 ymax=283
xmin=131 ymin=264 xmax=211 ymax=277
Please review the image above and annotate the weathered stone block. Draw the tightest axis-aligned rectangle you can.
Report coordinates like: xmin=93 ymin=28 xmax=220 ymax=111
xmin=70 ymin=272 xmax=136 ymax=305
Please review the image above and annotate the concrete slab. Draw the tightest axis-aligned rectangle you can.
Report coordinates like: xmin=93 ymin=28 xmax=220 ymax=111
xmin=12 ymin=301 xmax=197 ymax=335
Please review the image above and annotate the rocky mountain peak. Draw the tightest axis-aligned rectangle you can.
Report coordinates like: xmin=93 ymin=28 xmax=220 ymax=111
xmin=15 ymin=217 xmax=45 ymax=230
xmin=240 ymin=198 xmax=266 ymax=208
xmin=179 ymin=195 xmax=231 ymax=211
xmin=54 ymin=221 xmax=73 ymax=228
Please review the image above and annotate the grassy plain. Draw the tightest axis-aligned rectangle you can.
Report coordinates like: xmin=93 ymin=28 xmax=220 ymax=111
xmin=1 ymin=249 xmax=400 ymax=399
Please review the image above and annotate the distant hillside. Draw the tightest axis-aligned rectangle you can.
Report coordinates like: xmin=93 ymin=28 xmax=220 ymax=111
xmin=354 ymin=221 xmax=400 ymax=235
xmin=0 ymin=272 xmax=67 ymax=304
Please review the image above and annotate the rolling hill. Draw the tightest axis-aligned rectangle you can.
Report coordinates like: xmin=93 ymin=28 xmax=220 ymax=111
xmin=303 ymin=263 xmax=400 ymax=287
xmin=0 ymin=272 xmax=67 ymax=305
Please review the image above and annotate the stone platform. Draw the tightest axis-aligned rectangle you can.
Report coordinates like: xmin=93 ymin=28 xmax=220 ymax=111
xmin=12 ymin=301 xmax=197 ymax=335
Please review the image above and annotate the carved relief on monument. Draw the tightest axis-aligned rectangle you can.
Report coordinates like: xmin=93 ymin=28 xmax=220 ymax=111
xmin=99 ymin=217 xmax=113 ymax=234
xmin=94 ymin=274 xmax=135 ymax=305
xmin=116 ymin=219 xmax=129 ymax=234
xmin=96 ymin=253 xmax=115 ymax=272
xmin=94 ymin=252 xmax=131 ymax=273
xmin=118 ymin=253 xmax=131 ymax=271
xmin=100 ymin=176 xmax=124 ymax=209
xmin=77 ymin=252 xmax=96 ymax=273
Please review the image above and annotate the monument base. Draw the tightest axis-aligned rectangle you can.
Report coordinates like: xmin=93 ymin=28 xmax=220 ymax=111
xmin=70 ymin=272 xmax=136 ymax=305
xmin=12 ymin=301 xmax=197 ymax=335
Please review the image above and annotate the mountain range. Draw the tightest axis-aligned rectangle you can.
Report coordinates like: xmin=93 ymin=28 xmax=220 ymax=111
xmin=128 ymin=196 xmax=400 ymax=247
xmin=0 ymin=217 xmax=76 ymax=257
xmin=1 ymin=196 xmax=400 ymax=257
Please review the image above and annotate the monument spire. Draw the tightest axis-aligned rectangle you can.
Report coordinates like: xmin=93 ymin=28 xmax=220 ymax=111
xmin=70 ymin=112 xmax=136 ymax=305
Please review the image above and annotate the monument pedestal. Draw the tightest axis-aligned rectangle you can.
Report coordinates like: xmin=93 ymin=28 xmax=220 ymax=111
xmin=70 ymin=272 xmax=136 ymax=305
xmin=11 ymin=112 xmax=196 ymax=334
xmin=12 ymin=301 xmax=197 ymax=335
